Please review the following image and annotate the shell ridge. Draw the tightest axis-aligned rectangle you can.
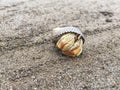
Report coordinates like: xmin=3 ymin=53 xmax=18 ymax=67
xmin=53 ymin=27 xmax=85 ymax=43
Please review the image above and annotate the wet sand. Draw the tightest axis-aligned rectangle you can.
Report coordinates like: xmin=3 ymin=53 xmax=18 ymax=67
xmin=0 ymin=0 xmax=120 ymax=89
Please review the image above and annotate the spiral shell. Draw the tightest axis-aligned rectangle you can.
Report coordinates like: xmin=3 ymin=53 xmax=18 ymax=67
xmin=52 ymin=27 xmax=85 ymax=43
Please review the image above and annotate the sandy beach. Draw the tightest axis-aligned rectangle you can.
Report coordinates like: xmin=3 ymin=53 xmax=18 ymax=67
xmin=0 ymin=0 xmax=120 ymax=89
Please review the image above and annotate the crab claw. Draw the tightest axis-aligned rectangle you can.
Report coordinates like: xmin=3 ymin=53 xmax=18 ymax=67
xmin=52 ymin=27 xmax=85 ymax=57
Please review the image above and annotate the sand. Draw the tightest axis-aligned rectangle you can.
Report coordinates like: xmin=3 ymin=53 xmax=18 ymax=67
xmin=0 ymin=0 xmax=120 ymax=89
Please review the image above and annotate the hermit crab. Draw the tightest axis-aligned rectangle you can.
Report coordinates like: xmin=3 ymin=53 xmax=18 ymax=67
xmin=52 ymin=27 xmax=85 ymax=57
